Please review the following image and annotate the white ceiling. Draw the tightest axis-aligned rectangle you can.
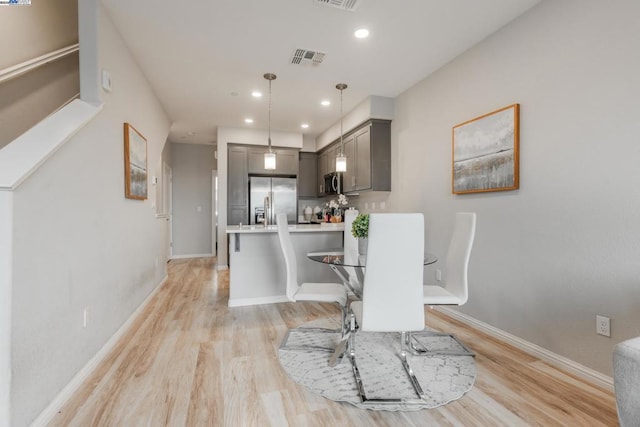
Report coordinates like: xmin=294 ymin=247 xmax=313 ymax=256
xmin=101 ymin=0 xmax=541 ymax=145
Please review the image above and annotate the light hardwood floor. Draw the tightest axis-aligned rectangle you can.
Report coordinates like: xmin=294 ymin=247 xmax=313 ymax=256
xmin=50 ymin=257 xmax=618 ymax=426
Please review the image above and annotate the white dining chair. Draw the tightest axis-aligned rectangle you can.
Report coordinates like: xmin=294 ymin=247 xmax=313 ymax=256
xmin=348 ymin=213 xmax=428 ymax=403
xmin=411 ymin=212 xmax=476 ymax=356
xmin=343 ymin=208 xmax=360 ymax=291
xmin=276 ymin=213 xmax=349 ymax=350
xmin=613 ymin=336 xmax=640 ymax=426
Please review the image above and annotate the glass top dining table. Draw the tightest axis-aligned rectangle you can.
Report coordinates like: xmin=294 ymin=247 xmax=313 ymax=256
xmin=306 ymin=248 xmax=437 ymax=298
xmin=307 ymin=249 xmax=438 ymax=268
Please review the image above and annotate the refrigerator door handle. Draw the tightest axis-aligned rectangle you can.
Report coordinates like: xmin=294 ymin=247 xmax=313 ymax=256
xmin=269 ymin=191 xmax=274 ymax=224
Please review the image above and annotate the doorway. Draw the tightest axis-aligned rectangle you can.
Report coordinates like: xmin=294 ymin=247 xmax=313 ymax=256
xmin=163 ymin=161 xmax=173 ymax=260
xmin=212 ymin=171 xmax=218 ymax=256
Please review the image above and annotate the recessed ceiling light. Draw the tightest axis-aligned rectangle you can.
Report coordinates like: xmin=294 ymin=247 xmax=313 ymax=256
xmin=321 ymin=100 xmax=331 ymax=106
xmin=244 ymin=118 xmax=254 ymax=124
xmin=301 ymin=123 xmax=309 ymax=129
xmin=251 ymin=91 xmax=262 ymax=98
xmin=354 ymin=28 xmax=369 ymax=39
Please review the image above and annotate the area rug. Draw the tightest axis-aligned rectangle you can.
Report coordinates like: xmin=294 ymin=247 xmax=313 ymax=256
xmin=278 ymin=318 xmax=476 ymax=411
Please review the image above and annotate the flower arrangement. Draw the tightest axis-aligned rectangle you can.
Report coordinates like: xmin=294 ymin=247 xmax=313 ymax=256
xmin=325 ymin=193 xmax=349 ymax=210
xmin=351 ymin=213 xmax=369 ymax=238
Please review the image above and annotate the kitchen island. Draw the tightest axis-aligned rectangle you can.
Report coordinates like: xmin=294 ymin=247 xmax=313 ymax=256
xmin=226 ymin=223 xmax=344 ymax=307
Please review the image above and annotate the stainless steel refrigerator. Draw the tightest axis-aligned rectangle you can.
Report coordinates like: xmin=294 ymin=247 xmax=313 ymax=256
xmin=249 ymin=176 xmax=297 ymax=225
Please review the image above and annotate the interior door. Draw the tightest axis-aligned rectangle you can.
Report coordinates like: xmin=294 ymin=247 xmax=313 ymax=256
xmin=162 ymin=162 xmax=173 ymax=260
xmin=212 ymin=171 xmax=217 ymax=256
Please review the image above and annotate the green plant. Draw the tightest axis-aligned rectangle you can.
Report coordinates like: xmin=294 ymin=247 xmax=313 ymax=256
xmin=351 ymin=213 xmax=369 ymax=238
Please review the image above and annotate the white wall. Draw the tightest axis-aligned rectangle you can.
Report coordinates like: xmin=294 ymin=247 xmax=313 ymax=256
xmin=388 ymin=0 xmax=640 ymax=376
xmin=315 ymin=95 xmax=394 ymax=150
xmin=9 ymin=4 xmax=170 ymax=425
xmin=170 ymin=142 xmax=215 ymax=257
xmin=0 ymin=191 xmax=12 ymax=426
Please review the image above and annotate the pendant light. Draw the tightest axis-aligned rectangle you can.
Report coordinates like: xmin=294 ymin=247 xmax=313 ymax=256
xmin=264 ymin=73 xmax=277 ymax=170
xmin=335 ymin=83 xmax=348 ymax=173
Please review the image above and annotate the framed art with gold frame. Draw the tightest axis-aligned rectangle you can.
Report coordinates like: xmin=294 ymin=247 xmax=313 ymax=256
xmin=124 ymin=123 xmax=148 ymax=200
xmin=452 ymin=104 xmax=519 ymax=194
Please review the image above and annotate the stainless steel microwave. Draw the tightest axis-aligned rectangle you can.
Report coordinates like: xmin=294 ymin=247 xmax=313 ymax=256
xmin=323 ymin=172 xmax=342 ymax=195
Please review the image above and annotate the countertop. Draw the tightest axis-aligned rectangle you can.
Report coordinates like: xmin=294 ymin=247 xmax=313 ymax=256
xmin=226 ymin=223 xmax=344 ymax=234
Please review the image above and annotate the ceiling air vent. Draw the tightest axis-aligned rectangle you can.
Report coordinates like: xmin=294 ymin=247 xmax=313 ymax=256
xmin=290 ymin=49 xmax=326 ymax=66
xmin=314 ymin=0 xmax=361 ymax=12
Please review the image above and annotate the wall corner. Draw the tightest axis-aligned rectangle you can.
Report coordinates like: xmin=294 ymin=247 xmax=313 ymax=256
xmin=0 ymin=191 xmax=13 ymax=426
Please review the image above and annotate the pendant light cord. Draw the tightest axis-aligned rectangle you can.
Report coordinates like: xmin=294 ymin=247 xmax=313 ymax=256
xmin=340 ymin=87 xmax=344 ymax=155
xmin=335 ymin=83 xmax=347 ymax=156
xmin=268 ymin=77 xmax=272 ymax=153
xmin=264 ymin=73 xmax=276 ymax=153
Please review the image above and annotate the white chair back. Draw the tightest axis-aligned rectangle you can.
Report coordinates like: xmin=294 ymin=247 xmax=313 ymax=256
xmin=343 ymin=209 xmax=359 ymax=277
xmin=444 ymin=212 xmax=476 ymax=305
xmin=361 ymin=213 xmax=425 ymax=332
xmin=276 ymin=213 xmax=300 ymax=301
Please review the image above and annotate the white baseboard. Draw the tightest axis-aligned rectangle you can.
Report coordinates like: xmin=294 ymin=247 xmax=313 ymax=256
xmin=435 ymin=307 xmax=614 ymax=391
xmin=31 ymin=275 xmax=169 ymax=427
xmin=217 ymin=264 xmax=229 ymax=270
xmin=228 ymin=295 xmax=289 ymax=307
xmin=170 ymin=253 xmax=213 ymax=260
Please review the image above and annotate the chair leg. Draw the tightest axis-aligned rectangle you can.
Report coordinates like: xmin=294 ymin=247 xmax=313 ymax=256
xmin=407 ymin=331 xmax=475 ymax=357
xmin=347 ymin=326 xmax=429 ymax=404
xmin=400 ymin=332 xmax=427 ymax=400
xmin=328 ymin=308 xmax=352 ymax=367
xmin=281 ymin=302 xmax=350 ymax=354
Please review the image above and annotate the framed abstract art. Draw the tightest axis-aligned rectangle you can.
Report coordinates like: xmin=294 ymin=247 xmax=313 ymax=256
xmin=124 ymin=123 xmax=148 ymax=200
xmin=452 ymin=104 xmax=520 ymax=194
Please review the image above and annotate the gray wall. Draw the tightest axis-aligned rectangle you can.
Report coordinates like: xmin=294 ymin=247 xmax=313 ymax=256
xmin=387 ymin=0 xmax=640 ymax=376
xmin=0 ymin=0 xmax=80 ymax=148
xmin=170 ymin=143 xmax=216 ymax=257
xmin=10 ymin=4 xmax=170 ymax=425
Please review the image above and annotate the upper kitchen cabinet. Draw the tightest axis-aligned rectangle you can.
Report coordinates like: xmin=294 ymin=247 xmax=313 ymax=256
xmin=318 ymin=145 xmax=343 ymax=196
xmin=298 ymin=152 xmax=318 ymax=198
xmin=342 ymin=133 xmax=356 ymax=193
xmin=338 ymin=119 xmax=391 ymax=193
xmin=227 ymin=145 xmax=248 ymax=225
xmin=248 ymin=147 xmax=298 ymax=175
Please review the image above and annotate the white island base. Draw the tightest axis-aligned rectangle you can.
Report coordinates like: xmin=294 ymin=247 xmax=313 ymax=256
xmin=226 ymin=224 xmax=344 ymax=307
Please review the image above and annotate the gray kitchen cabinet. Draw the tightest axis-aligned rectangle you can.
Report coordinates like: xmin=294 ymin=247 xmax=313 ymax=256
xmin=227 ymin=145 xmax=248 ymax=225
xmin=342 ymin=134 xmax=356 ymax=192
xmin=354 ymin=126 xmax=372 ymax=191
xmin=368 ymin=119 xmax=391 ymax=191
xmin=317 ymin=149 xmax=328 ymax=195
xmin=318 ymin=145 xmax=339 ymax=195
xmin=276 ymin=149 xmax=298 ymax=175
xmin=298 ymin=152 xmax=318 ymax=198
xmin=325 ymin=146 xmax=337 ymax=174
xmin=334 ymin=119 xmax=391 ymax=193
xmin=248 ymin=148 xmax=298 ymax=175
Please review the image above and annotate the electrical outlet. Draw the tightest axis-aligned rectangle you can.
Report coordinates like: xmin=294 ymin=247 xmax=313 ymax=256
xmin=83 ymin=307 xmax=89 ymax=328
xmin=435 ymin=269 xmax=442 ymax=281
xmin=596 ymin=315 xmax=610 ymax=337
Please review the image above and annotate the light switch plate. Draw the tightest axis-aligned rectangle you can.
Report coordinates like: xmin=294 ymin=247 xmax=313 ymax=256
xmin=102 ymin=70 xmax=112 ymax=92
